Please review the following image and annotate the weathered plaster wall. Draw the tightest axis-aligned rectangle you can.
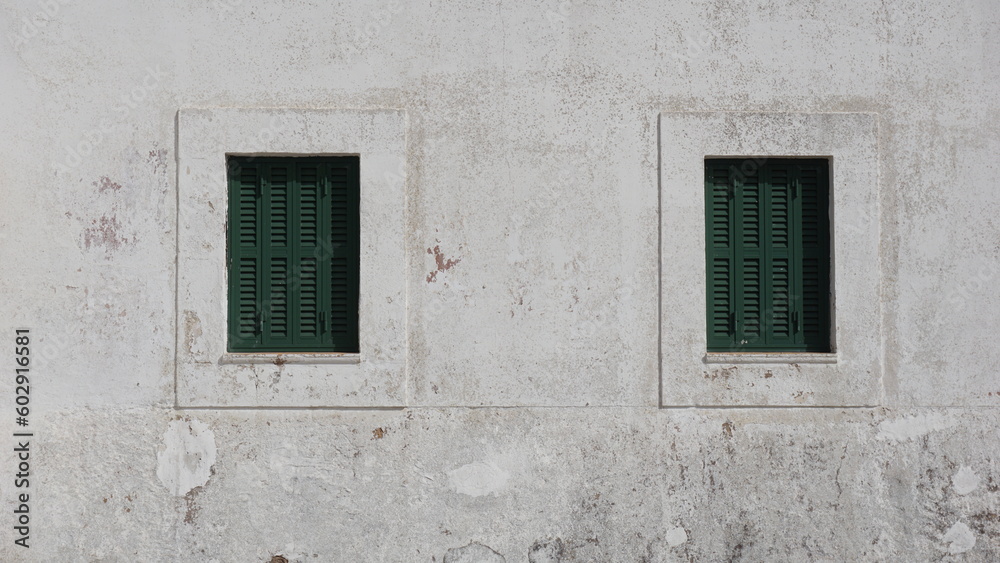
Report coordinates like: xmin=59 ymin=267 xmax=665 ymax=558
xmin=0 ymin=0 xmax=998 ymax=560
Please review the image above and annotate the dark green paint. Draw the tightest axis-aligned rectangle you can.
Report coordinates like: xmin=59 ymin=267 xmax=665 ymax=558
xmin=705 ymin=158 xmax=831 ymax=352
xmin=228 ymin=156 xmax=360 ymax=352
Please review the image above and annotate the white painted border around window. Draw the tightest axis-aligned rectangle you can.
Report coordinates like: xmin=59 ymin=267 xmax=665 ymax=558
xmin=176 ymin=108 xmax=406 ymax=407
xmin=660 ymin=112 xmax=881 ymax=407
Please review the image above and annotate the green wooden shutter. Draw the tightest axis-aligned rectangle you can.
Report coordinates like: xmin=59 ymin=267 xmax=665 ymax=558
xmin=262 ymin=161 xmax=292 ymax=348
xmin=735 ymin=163 xmax=764 ymax=347
xmin=796 ymin=161 xmax=831 ymax=351
xmin=706 ymin=158 xmax=830 ymax=352
xmin=228 ymin=156 xmax=360 ymax=353
xmin=228 ymin=160 xmax=262 ymax=350
xmin=327 ymin=157 xmax=360 ymax=352
xmin=290 ymin=161 xmax=325 ymax=349
xmin=763 ymin=162 xmax=796 ymax=349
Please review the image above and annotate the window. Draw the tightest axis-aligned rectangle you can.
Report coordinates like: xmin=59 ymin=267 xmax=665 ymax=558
xmin=705 ymin=158 xmax=831 ymax=352
xmin=660 ymin=112 xmax=879 ymax=406
xmin=227 ymin=156 xmax=360 ymax=353
xmin=177 ymin=108 xmax=405 ymax=407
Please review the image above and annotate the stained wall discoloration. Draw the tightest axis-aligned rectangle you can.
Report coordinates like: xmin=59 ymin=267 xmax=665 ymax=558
xmin=93 ymin=176 xmax=122 ymax=193
xmin=11 ymin=407 xmax=1000 ymax=560
xmin=183 ymin=310 xmax=206 ymax=360
xmin=156 ymin=418 xmax=217 ymax=497
xmin=183 ymin=486 xmax=203 ymax=525
xmin=83 ymin=215 xmax=131 ymax=251
xmin=427 ymin=243 xmax=462 ymax=283
xmin=528 ymin=538 xmax=565 ymax=563
xmin=148 ymin=148 xmax=168 ymax=176
xmin=447 ymin=461 xmax=509 ymax=497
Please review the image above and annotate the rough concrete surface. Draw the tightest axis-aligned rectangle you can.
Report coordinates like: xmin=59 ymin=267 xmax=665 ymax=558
xmin=0 ymin=0 xmax=998 ymax=560
xmin=8 ymin=408 xmax=1000 ymax=560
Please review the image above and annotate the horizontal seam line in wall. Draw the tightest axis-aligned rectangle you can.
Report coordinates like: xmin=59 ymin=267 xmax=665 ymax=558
xmin=659 ymin=405 xmax=880 ymax=410
xmin=170 ymin=405 xmax=1000 ymax=411
xmin=174 ymin=406 xmax=406 ymax=411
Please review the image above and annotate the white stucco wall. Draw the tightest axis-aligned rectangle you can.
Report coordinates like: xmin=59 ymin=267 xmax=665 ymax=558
xmin=0 ymin=0 xmax=998 ymax=560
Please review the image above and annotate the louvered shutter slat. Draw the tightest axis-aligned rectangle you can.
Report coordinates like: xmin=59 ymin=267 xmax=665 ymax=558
xmin=291 ymin=163 xmax=324 ymax=347
xmin=763 ymin=164 xmax=796 ymax=348
xmin=269 ymin=257 xmax=289 ymax=338
xmin=262 ymin=164 xmax=291 ymax=346
xmin=706 ymin=163 xmax=735 ymax=349
xmin=236 ymin=257 xmax=258 ymax=339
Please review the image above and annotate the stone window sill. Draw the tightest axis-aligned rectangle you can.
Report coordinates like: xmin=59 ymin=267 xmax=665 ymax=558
xmin=704 ymin=352 xmax=838 ymax=365
xmin=219 ymin=353 xmax=361 ymax=366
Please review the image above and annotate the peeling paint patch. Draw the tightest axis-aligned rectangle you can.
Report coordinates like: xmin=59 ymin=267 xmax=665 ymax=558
xmin=876 ymin=414 xmax=955 ymax=441
xmin=448 ymin=461 xmax=509 ymax=497
xmin=952 ymin=466 xmax=981 ymax=495
xmin=427 ymin=244 xmax=462 ymax=283
xmin=270 ymin=445 xmax=352 ymax=494
xmin=156 ymin=418 xmax=216 ymax=496
xmin=792 ymin=390 xmax=814 ymax=404
xmin=703 ymin=366 xmax=737 ymax=381
xmin=444 ymin=542 xmax=505 ymax=563
xmin=528 ymin=538 xmax=564 ymax=563
xmin=183 ymin=310 xmax=206 ymax=359
xmin=84 ymin=215 xmax=131 ymax=251
xmin=665 ymin=527 xmax=688 ymax=547
xmin=183 ymin=485 xmax=203 ymax=524
xmin=93 ymin=176 xmax=122 ymax=193
xmin=149 ymin=148 xmax=168 ymax=175
xmin=942 ymin=521 xmax=975 ymax=554
xmin=721 ymin=421 xmax=734 ymax=437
